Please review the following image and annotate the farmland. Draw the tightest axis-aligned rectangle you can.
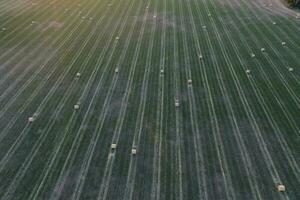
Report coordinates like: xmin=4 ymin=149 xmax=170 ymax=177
xmin=0 ymin=0 xmax=300 ymax=199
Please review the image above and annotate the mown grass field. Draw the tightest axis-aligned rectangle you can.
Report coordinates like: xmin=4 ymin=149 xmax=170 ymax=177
xmin=0 ymin=0 xmax=299 ymax=199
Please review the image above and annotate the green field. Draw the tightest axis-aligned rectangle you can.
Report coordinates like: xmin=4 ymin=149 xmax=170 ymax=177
xmin=0 ymin=0 xmax=299 ymax=199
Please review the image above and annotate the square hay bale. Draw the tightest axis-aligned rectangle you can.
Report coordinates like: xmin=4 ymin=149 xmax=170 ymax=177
xmin=132 ymin=148 xmax=137 ymax=155
xmin=111 ymin=144 xmax=117 ymax=149
xmin=199 ymin=54 xmax=203 ymax=59
xmin=272 ymin=22 xmax=276 ymax=25
xmin=115 ymin=68 xmax=119 ymax=73
xmin=246 ymin=69 xmax=251 ymax=74
xmin=277 ymin=184 xmax=285 ymax=192
xmin=160 ymin=69 xmax=164 ymax=74
xmin=188 ymin=79 xmax=192 ymax=84
xmin=28 ymin=117 xmax=34 ymax=123
xmin=175 ymin=99 xmax=179 ymax=107
xmin=261 ymin=48 xmax=266 ymax=52
xmin=288 ymin=68 xmax=294 ymax=72
xmin=281 ymin=42 xmax=286 ymax=46
xmin=76 ymin=72 xmax=81 ymax=77
xmin=74 ymin=104 xmax=80 ymax=110
xmin=251 ymin=53 xmax=255 ymax=58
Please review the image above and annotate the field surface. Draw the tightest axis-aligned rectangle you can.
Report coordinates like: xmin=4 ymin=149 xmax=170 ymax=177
xmin=0 ymin=0 xmax=299 ymax=199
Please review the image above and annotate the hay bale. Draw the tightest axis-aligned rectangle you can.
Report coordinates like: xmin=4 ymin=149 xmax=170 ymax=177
xmin=251 ymin=53 xmax=255 ymax=58
xmin=277 ymin=184 xmax=285 ymax=192
xmin=74 ymin=104 xmax=80 ymax=110
xmin=261 ymin=48 xmax=266 ymax=52
xmin=111 ymin=144 xmax=117 ymax=149
xmin=28 ymin=117 xmax=34 ymax=123
xmin=175 ymin=99 xmax=179 ymax=107
xmin=288 ymin=67 xmax=294 ymax=72
xmin=132 ymin=148 xmax=137 ymax=155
